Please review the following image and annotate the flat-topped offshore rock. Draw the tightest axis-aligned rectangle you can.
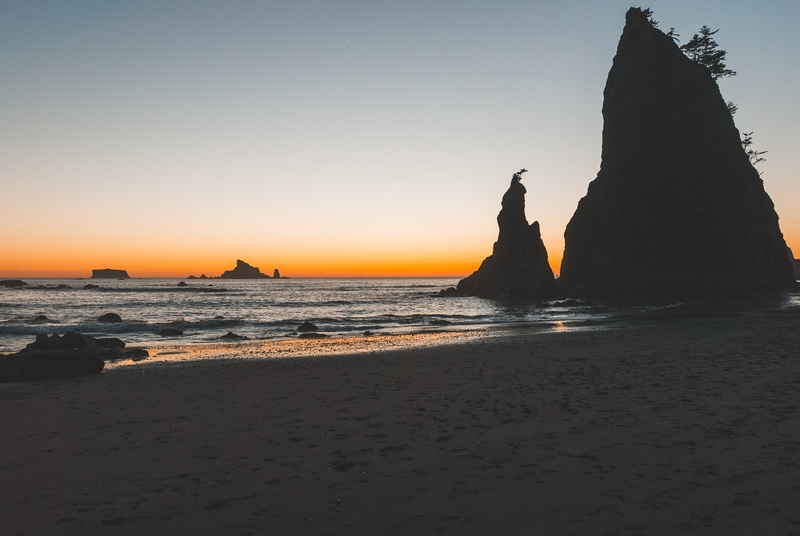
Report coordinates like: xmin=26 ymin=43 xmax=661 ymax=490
xmin=449 ymin=170 xmax=557 ymax=299
xmin=219 ymin=260 xmax=270 ymax=279
xmin=91 ymin=269 xmax=130 ymax=279
xmin=559 ymin=8 xmax=794 ymax=298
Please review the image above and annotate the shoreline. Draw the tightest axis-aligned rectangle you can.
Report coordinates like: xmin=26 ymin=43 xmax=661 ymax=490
xmin=109 ymin=321 xmax=593 ymax=369
xmin=2 ymin=303 xmax=799 ymax=534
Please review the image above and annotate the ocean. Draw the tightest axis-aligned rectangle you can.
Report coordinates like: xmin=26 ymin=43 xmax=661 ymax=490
xmin=0 ymin=277 xmax=640 ymax=353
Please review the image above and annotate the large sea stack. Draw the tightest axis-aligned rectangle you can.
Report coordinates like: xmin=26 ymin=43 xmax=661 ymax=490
xmin=559 ymin=8 xmax=794 ymax=298
xmin=452 ymin=171 xmax=557 ymax=299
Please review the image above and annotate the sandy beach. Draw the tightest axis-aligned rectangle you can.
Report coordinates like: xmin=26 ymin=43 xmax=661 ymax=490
xmin=2 ymin=299 xmax=799 ymax=535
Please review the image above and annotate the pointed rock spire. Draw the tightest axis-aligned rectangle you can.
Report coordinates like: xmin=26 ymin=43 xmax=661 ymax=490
xmin=453 ymin=171 xmax=556 ymax=299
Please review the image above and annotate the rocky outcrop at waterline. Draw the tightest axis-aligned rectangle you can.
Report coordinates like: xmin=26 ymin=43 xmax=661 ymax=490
xmin=0 ymin=332 xmax=148 ymax=382
xmin=559 ymin=8 xmax=794 ymax=299
xmin=442 ymin=170 xmax=557 ymax=300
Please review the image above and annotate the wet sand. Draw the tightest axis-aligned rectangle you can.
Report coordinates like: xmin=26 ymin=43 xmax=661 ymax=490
xmin=2 ymin=303 xmax=799 ymax=535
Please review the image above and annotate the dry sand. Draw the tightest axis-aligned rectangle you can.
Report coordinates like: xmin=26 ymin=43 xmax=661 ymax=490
xmin=2 ymin=300 xmax=799 ymax=535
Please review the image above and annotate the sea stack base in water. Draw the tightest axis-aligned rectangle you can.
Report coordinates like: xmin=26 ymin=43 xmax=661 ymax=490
xmin=448 ymin=171 xmax=556 ymax=300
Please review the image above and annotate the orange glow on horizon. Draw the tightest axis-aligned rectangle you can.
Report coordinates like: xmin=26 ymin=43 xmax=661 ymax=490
xmin=0 ymin=249 xmax=514 ymax=279
xmin=5 ymin=232 xmax=800 ymax=279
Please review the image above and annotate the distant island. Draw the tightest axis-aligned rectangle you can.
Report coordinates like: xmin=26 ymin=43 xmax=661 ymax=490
xmin=220 ymin=260 xmax=269 ymax=279
xmin=192 ymin=260 xmax=286 ymax=280
xmin=91 ymin=269 xmax=130 ymax=279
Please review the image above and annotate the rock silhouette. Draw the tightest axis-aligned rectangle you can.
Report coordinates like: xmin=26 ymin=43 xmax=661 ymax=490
xmin=296 ymin=322 xmax=319 ymax=332
xmin=158 ymin=328 xmax=183 ymax=337
xmin=91 ymin=269 xmax=130 ymax=279
xmin=97 ymin=312 xmax=123 ymax=323
xmin=220 ymin=332 xmax=248 ymax=340
xmin=451 ymin=171 xmax=557 ymax=299
xmin=0 ymin=332 xmax=148 ymax=382
xmin=0 ymin=280 xmax=28 ymax=287
xmin=559 ymin=8 xmax=794 ymax=298
xmin=789 ymin=248 xmax=800 ymax=280
xmin=219 ymin=260 xmax=270 ymax=279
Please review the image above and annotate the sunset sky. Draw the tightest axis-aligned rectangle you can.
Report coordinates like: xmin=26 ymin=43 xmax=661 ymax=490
xmin=2 ymin=1 xmax=798 ymax=278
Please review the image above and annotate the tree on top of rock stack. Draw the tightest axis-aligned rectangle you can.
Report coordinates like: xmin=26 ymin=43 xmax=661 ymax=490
xmin=450 ymin=169 xmax=557 ymax=300
xmin=559 ymin=8 xmax=794 ymax=299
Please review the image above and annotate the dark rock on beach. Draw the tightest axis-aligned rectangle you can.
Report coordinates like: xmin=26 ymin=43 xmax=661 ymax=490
xmin=298 ymin=333 xmax=329 ymax=339
xmin=221 ymin=332 xmax=248 ymax=340
xmin=24 ymin=332 xmax=97 ymax=352
xmin=0 ymin=349 xmax=104 ymax=382
xmin=1 ymin=332 xmax=127 ymax=382
xmin=91 ymin=269 xmax=130 ymax=279
xmin=0 ymin=280 xmax=28 ymax=287
xmin=158 ymin=328 xmax=183 ymax=337
xmin=559 ymin=8 xmax=794 ymax=299
xmin=0 ymin=332 xmax=148 ymax=382
xmin=121 ymin=348 xmax=150 ymax=360
xmin=83 ymin=284 xmax=100 ymax=289
xmin=95 ymin=338 xmax=125 ymax=349
xmin=33 ymin=315 xmax=49 ymax=321
xmin=219 ymin=260 xmax=270 ymax=279
xmin=97 ymin=312 xmax=122 ymax=323
xmin=177 ymin=281 xmax=187 ymax=287
xmin=451 ymin=171 xmax=557 ymax=299
xmin=296 ymin=322 xmax=319 ymax=332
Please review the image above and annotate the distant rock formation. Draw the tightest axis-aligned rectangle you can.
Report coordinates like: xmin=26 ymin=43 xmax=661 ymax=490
xmin=219 ymin=260 xmax=270 ymax=279
xmin=559 ymin=8 xmax=794 ymax=298
xmin=273 ymin=269 xmax=282 ymax=279
xmin=187 ymin=274 xmax=209 ymax=279
xmin=91 ymin=269 xmax=130 ymax=279
xmin=448 ymin=171 xmax=557 ymax=299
